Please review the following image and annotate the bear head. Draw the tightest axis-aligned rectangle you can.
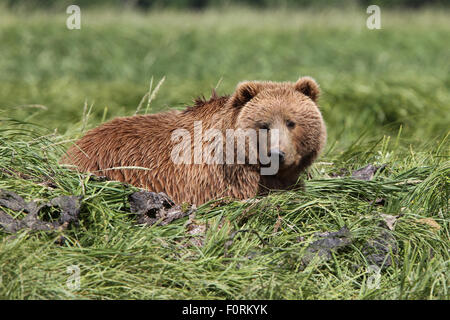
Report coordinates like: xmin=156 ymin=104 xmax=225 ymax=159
xmin=229 ymin=77 xmax=327 ymax=176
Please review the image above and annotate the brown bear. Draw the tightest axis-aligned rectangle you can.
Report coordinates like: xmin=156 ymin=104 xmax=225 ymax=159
xmin=62 ymin=77 xmax=326 ymax=205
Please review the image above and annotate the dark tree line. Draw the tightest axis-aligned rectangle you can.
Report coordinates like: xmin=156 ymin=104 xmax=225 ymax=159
xmin=2 ymin=0 xmax=449 ymax=9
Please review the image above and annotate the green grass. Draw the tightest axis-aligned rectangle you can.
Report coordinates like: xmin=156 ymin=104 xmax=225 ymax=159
xmin=0 ymin=7 xmax=449 ymax=299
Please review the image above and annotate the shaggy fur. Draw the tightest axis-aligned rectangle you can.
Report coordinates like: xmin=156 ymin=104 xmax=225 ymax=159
xmin=62 ymin=77 xmax=327 ymax=205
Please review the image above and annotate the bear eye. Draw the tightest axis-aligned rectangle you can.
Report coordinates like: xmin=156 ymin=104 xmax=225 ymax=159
xmin=286 ymin=120 xmax=295 ymax=129
xmin=259 ymin=123 xmax=270 ymax=130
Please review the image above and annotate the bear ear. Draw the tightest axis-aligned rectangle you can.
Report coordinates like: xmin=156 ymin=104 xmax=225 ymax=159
xmin=230 ymin=81 xmax=262 ymax=108
xmin=294 ymin=77 xmax=320 ymax=102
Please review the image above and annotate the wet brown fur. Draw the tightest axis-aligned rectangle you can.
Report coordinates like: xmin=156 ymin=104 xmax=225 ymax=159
xmin=62 ymin=78 xmax=326 ymax=205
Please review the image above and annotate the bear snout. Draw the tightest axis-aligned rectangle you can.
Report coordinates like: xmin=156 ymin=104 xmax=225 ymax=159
xmin=268 ymin=149 xmax=286 ymax=164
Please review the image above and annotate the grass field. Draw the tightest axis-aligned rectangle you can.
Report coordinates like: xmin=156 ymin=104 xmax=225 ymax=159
xmin=0 ymin=6 xmax=448 ymax=299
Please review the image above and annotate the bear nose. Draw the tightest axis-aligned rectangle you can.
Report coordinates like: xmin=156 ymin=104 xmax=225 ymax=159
xmin=268 ymin=149 xmax=285 ymax=163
